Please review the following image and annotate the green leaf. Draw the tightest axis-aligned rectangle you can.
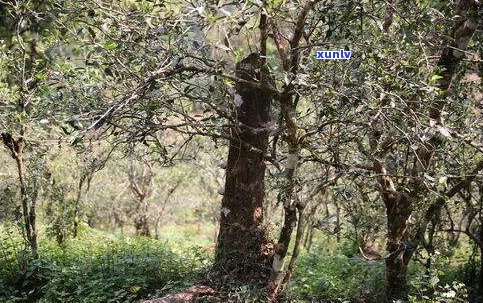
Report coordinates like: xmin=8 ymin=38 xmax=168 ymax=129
xmin=429 ymin=74 xmax=443 ymax=83
xmin=104 ymin=40 xmax=118 ymax=50
xmin=34 ymin=72 xmax=46 ymax=80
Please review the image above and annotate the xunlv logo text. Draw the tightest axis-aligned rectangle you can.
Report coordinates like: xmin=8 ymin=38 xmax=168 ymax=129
xmin=316 ymin=49 xmax=352 ymax=60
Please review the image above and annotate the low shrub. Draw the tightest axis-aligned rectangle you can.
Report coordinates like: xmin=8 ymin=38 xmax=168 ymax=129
xmin=0 ymin=225 xmax=209 ymax=303
xmin=290 ymin=252 xmax=385 ymax=302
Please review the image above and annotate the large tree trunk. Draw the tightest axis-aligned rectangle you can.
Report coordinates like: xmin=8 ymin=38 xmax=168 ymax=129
xmin=214 ymin=53 xmax=273 ymax=283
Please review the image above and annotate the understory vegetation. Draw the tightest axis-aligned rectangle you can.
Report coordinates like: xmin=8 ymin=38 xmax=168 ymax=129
xmin=0 ymin=222 xmax=480 ymax=303
xmin=0 ymin=223 xmax=208 ymax=303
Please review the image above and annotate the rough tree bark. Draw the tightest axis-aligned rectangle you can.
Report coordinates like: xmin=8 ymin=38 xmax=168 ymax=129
xmin=213 ymin=53 xmax=274 ymax=283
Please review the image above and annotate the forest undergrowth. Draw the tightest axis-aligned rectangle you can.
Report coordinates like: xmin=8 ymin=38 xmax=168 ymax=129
xmin=0 ymin=223 xmax=477 ymax=303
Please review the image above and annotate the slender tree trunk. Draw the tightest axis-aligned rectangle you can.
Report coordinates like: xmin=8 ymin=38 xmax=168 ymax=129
xmin=479 ymin=226 xmax=483 ymax=300
xmin=281 ymin=208 xmax=306 ymax=285
xmin=334 ymin=199 xmax=341 ymax=242
xmin=2 ymin=132 xmax=38 ymax=259
xmin=272 ymin=206 xmax=296 ymax=285
xmin=303 ymin=217 xmax=314 ymax=251
xmin=135 ymin=198 xmax=151 ymax=237
xmin=128 ymin=160 xmax=153 ymax=237
xmin=16 ymin=155 xmax=38 ymax=258
xmin=271 ymin=112 xmax=300 ymax=289
xmin=214 ymin=53 xmax=273 ymax=283
xmin=154 ymin=214 xmax=161 ymax=240
xmin=384 ymin=193 xmax=412 ymax=302
xmin=274 ymin=201 xmax=297 ymax=277
xmin=304 ymin=226 xmax=314 ymax=251
xmin=135 ymin=215 xmax=150 ymax=237
xmin=73 ymin=176 xmax=86 ymax=238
